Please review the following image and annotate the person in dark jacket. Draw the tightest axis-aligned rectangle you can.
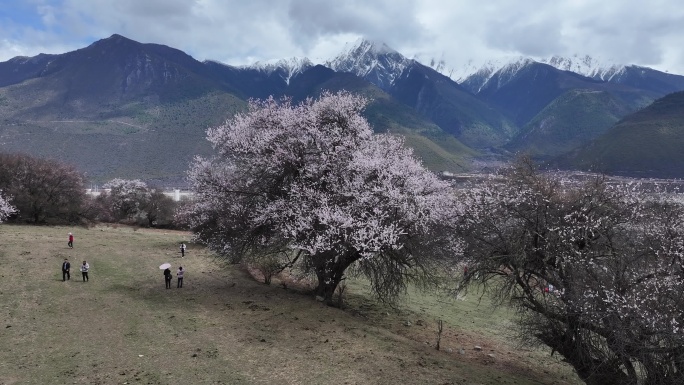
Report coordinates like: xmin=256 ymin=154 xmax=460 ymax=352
xmin=163 ymin=267 xmax=172 ymax=289
xmin=62 ymin=258 xmax=71 ymax=281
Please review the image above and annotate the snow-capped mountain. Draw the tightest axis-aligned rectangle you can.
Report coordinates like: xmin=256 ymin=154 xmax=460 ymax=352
xmin=242 ymin=57 xmax=314 ymax=84
xmin=425 ymin=54 xmax=630 ymax=89
xmin=4 ymin=33 xmax=684 ymax=181
xmin=456 ymin=56 xmax=534 ymax=94
xmin=324 ymin=38 xmax=517 ymax=149
xmin=326 ymin=38 xmax=412 ymax=91
xmin=455 ymin=54 xmax=655 ymax=95
xmin=540 ymin=55 xmax=625 ymax=81
xmin=454 ymin=53 xmax=684 ymax=97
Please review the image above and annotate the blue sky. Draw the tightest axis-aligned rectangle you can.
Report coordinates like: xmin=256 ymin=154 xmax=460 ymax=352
xmin=2 ymin=0 xmax=684 ymax=75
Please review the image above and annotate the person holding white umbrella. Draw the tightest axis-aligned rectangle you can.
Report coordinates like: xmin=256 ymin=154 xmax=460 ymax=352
xmin=160 ymin=263 xmax=172 ymax=289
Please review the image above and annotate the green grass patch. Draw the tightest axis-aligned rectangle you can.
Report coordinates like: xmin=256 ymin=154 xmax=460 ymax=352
xmin=0 ymin=224 xmax=579 ymax=384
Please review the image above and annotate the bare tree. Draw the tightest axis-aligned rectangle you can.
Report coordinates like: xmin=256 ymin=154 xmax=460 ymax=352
xmin=455 ymin=158 xmax=684 ymax=385
xmin=184 ymin=91 xmax=460 ymax=304
xmin=142 ymin=189 xmax=176 ymax=228
xmin=0 ymin=153 xmax=85 ymax=224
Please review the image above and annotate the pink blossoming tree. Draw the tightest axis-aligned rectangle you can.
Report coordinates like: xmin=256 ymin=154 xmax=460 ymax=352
xmin=456 ymin=158 xmax=684 ymax=385
xmin=186 ymin=91 xmax=459 ymax=303
xmin=0 ymin=191 xmax=15 ymax=222
xmin=102 ymin=178 xmax=152 ymax=220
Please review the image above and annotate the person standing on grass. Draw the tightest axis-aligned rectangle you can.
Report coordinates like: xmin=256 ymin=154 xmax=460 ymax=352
xmin=164 ymin=267 xmax=172 ymax=289
xmin=180 ymin=243 xmax=186 ymax=257
xmin=80 ymin=261 xmax=89 ymax=282
xmin=177 ymin=266 xmax=184 ymax=288
xmin=68 ymin=232 xmax=74 ymax=248
xmin=62 ymin=258 xmax=71 ymax=281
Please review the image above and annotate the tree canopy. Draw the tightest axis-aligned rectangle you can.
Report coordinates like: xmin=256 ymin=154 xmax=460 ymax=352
xmin=0 ymin=153 xmax=85 ymax=224
xmin=185 ymin=91 xmax=459 ymax=303
xmin=455 ymin=158 xmax=684 ymax=385
xmin=97 ymin=179 xmax=176 ymax=227
xmin=102 ymin=178 xmax=152 ymax=220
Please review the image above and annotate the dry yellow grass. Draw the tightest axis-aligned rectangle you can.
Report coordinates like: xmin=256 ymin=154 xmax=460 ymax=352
xmin=0 ymin=224 xmax=579 ymax=385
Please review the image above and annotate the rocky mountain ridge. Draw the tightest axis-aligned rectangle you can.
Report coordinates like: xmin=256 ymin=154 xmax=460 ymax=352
xmin=2 ymin=34 xmax=684 ymax=181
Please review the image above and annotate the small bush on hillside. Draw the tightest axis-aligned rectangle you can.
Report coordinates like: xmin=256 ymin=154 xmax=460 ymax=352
xmin=252 ymin=254 xmax=286 ymax=285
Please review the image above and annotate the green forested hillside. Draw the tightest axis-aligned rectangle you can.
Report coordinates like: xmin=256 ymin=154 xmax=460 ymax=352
xmin=507 ymin=89 xmax=632 ymax=158
xmin=561 ymin=91 xmax=684 ymax=177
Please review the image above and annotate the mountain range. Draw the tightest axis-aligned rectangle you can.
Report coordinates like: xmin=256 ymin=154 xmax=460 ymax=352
xmin=1 ymin=34 xmax=683 ymax=183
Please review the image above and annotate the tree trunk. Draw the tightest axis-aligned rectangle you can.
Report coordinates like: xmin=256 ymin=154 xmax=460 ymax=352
xmin=314 ymin=266 xmax=345 ymax=305
xmin=537 ymin=328 xmax=633 ymax=385
xmin=313 ymin=251 xmax=356 ymax=306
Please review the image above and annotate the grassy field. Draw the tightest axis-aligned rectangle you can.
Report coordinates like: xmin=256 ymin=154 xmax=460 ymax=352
xmin=0 ymin=225 xmax=580 ymax=385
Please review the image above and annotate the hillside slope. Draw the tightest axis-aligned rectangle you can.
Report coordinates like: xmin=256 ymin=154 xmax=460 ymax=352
xmin=0 ymin=34 xmax=245 ymax=183
xmin=0 ymin=224 xmax=580 ymax=384
xmin=0 ymin=35 xmax=476 ymax=183
xmin=507 ymin=89 xmax=632 ymax=158
xmin=560 ymin=91 xmax=684 ymax=177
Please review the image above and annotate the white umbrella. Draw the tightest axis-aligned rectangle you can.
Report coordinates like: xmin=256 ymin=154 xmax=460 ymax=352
xmin=159 ymin=263 xmax=171 ymax=270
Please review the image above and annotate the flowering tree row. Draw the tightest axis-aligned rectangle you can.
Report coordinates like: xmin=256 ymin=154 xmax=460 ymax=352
xmin=455 ymin=158 xmax=684 ymax=385
xmin=184 ymin=90 xmax=684 ymax=383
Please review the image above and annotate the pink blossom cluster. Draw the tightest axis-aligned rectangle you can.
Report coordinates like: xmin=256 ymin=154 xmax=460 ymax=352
xmin=0 ymin=191 xmax=15 ymax=222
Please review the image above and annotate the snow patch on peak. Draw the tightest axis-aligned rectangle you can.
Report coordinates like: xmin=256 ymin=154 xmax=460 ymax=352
xmin=248 ymin=57 xmax=313 ymax=74
xmin=457 ymin=56 xmax=531 ymax=93
xmin=8 ymin=56 xmax=32 ymax=64
xmin=339 ymin=38 xmax=399 ymax=57
xmin=412 ymin=52 xmax=460 ymax=80
xmin=242 ymin=57 xmax=313 ymax=84
xmin=499 ymin=57 xmax=536 ymax=72
xmin=491 ymin=57 xmax=537 ymax=88
xmin=540 ymin=54 xmax=626 ymax=81
xmin=326 ymin=38 xmax=410 ymax=90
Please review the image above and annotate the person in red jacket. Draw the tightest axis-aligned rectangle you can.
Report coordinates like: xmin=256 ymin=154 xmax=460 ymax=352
xmin=68 ymin=232 xmax=74 ymax=248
